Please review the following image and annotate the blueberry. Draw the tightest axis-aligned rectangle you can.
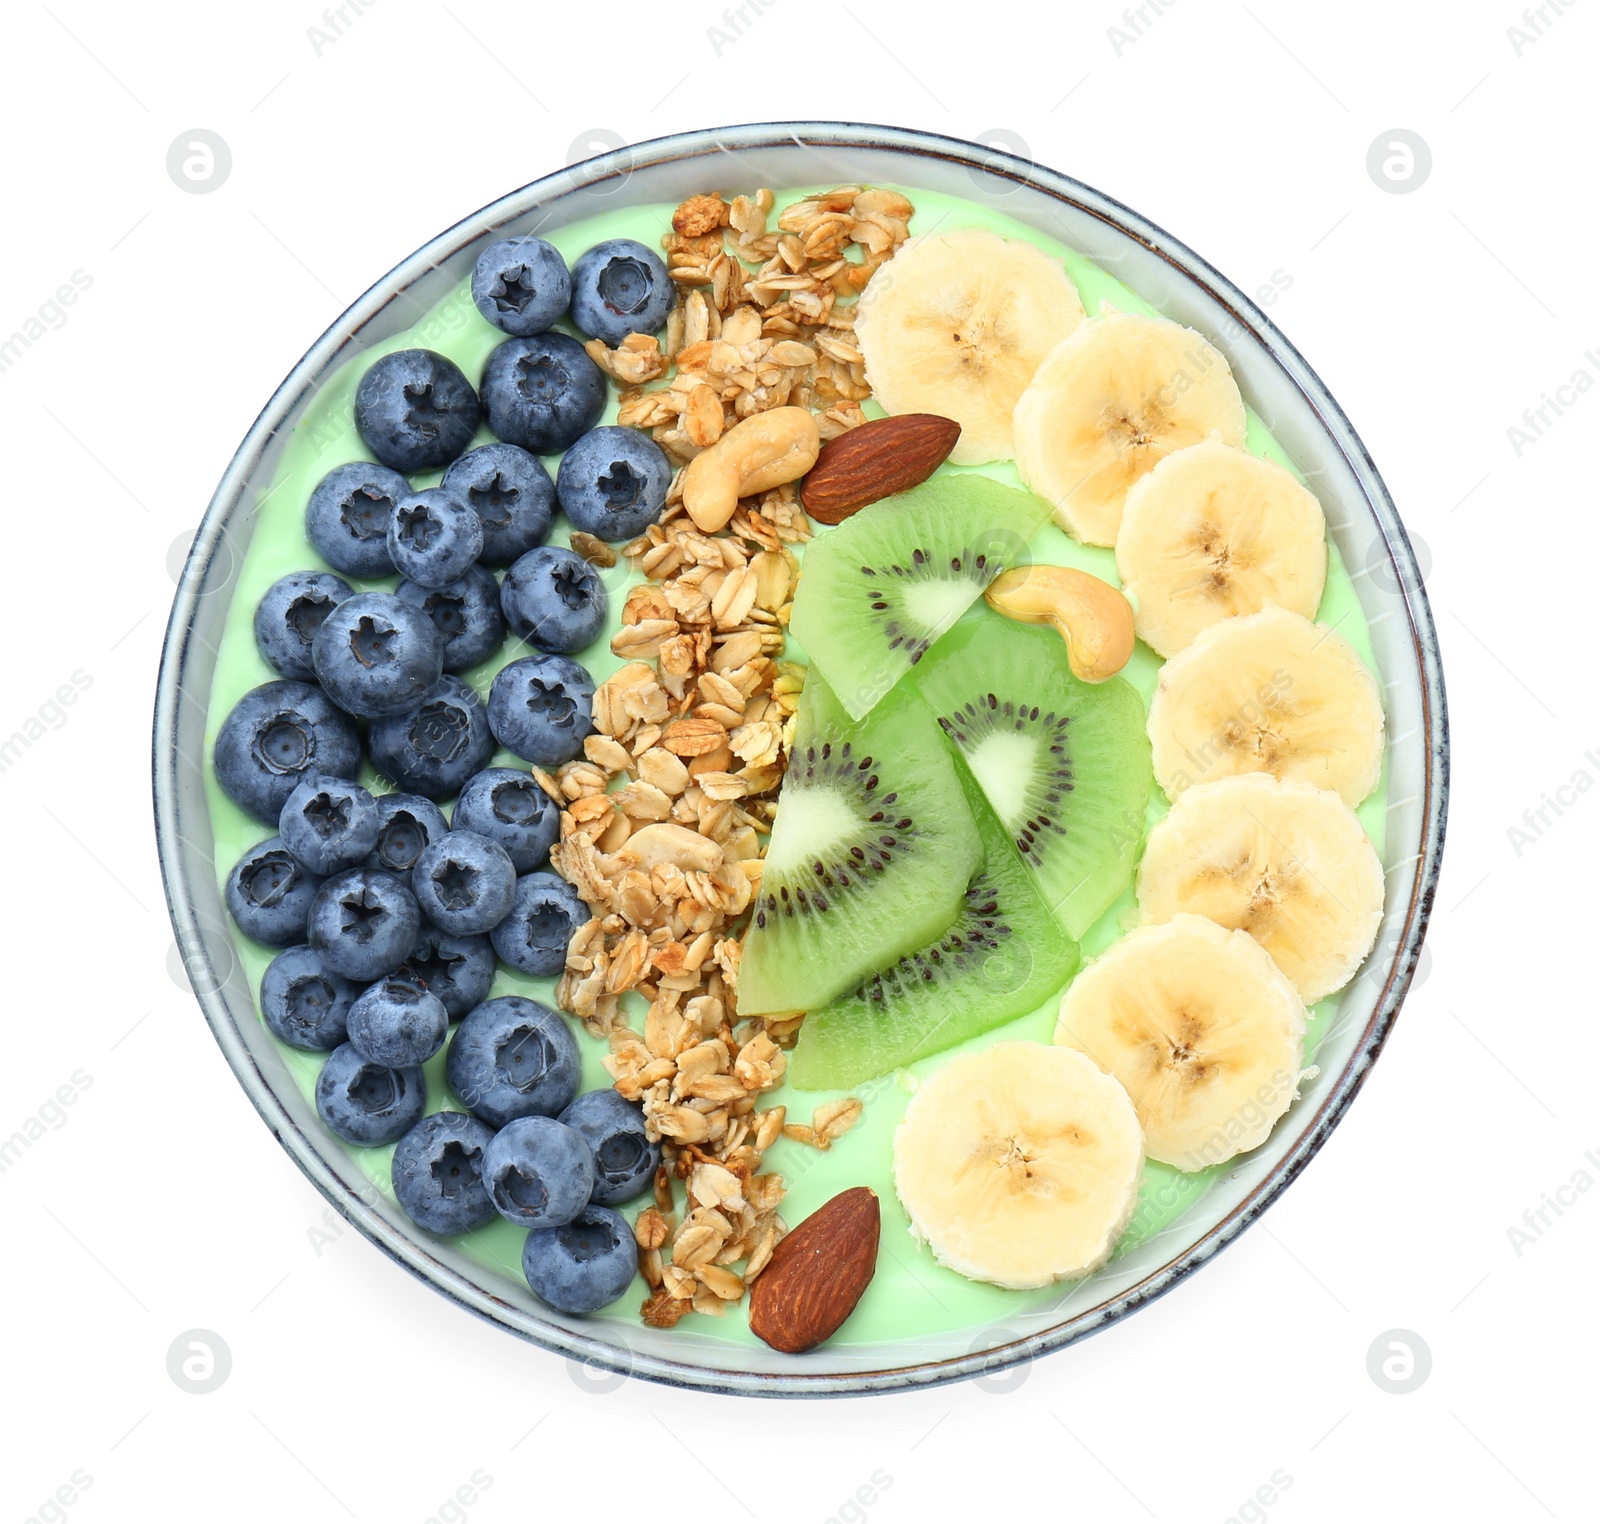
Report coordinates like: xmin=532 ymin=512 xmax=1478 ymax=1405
xmin=387 ymin=488 xmax=484 ymax=590
xmin=480 ymin=334 xmax=605 ymax=455
xmin=569 ymin=238 xmax=674 ymax=347
xmin=440 ymin=443 xmax=555 ymax=568
xmin=491 ymin=872 xmax=587 ymax=977
xmin=396 ymin=565 xmax=505 ymax=673
xmin=367 ymin=675 xmax=494 ymax=800
xmin=213 ymin=680 xmax=362 ymax=825
xmin=346 ymin=977 xmax=449 ymax=1068
xmin=559 ymin=1089 xmax=659 ymax=1207
xmin=394 ymin=928 xmax=494 ymax=1018
xmin=488 ymin=654 xmax=594 ymax=767
xmin=556 ymin=426 xmax=671 ymax=542
xmin=471 ymin=236 xmax=571 ymax=338
xmin=260 ymin=945 xmax=360 ymax=1051
xmin=481 ymin=1116 xmax=594 ymax=1230
xmin=310 ymin=592 xmax=444 ymax=720
xmin=446 ymin=996 xmax=579 ymax=1127
xmin=259 ymin=950 xmax=358 ymax=1055
xmin=307 ymin=868 xmax=422 ymax=982
xmin=254 ymin=571 xmax=354 ymax=680
xmin=354 ymin=348 xmax=480 ymax=474
xmin=225 ymin=838 xmax=324 ymax=947
xmin=366 ymin=793 xmax=450 ymax=875
xmin=278 ymin=774 xmax=380 ymax=876
xmin=315 ymin=1042 xmax=426 ymax=1146
xmin=411 ymin=830 xmax=516 ymax=936
xmin=391 ymin=1111 xmax=499 ymax=1235
xmin=521 ymin=1205 xmax=637 ymax=1314
xmin=452 ymin=768 xmax=559 ymax=873
xmin=499 ymin=547 xmax=607 ymax=655
xmin=305 ymin=462 xmax=412 ymax=578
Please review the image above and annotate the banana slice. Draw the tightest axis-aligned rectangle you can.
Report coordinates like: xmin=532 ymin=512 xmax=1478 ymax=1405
xmin=855 ymin=227 xmax=1085 ymax=465
xmin=893 ymin=1042 xmax=1143 ymax=1290
xmin=1116 ymin=439 xmax=1328 ymax=657
xmin=1138 ymin=775 xmax=1384 ymax=1003
xmin=1014 ymin=312 xmax=1248 ymax=547
xmin=1054 ymin=916 xmax=1308 ymax=1170
xmin=1147 ymin=605 xmax=1385 ymax=808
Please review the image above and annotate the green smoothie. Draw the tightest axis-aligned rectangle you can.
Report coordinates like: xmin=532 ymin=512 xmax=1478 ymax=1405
xmin=202 ymin=185 xmax=1387 ymax=1348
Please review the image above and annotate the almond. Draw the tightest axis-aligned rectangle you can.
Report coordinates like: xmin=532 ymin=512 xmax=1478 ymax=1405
xmin=799 ymin=413 xmax=961 ymax=524
xmin=748 ymin=1186 xmax=880 ymax=1354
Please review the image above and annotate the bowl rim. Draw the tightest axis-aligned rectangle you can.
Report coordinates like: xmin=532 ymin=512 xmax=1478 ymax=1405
xmin=154 ymin=119 xmax=1448 ymax=1398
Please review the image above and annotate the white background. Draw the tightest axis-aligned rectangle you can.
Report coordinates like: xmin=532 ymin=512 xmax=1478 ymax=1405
xmin=2 ymin=0 xmax=1590 ymax=1519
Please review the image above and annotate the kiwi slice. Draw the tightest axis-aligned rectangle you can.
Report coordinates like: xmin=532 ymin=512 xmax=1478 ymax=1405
xmin=788 ymin=474 xmax=1053 ymax=720
xmin=788 ymin=754 xmax=1080 ymax=1090
xmin=913 ymin=613 xmax=1151 ymax=938
xmin=737 ymin=670 xmax=980 ymax=1016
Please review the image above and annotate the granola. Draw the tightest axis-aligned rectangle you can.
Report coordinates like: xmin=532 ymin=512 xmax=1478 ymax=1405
xmin=539 ymin=498 xmax=807 ymax=1322
xmin=543 ymin=185 xmax=915 ymax=1328
xmin=586 ymin=185 xmax=916 ymax=468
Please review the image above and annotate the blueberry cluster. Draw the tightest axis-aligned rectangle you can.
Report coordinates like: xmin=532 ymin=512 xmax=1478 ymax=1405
xmin=235 ymin=770 xmax=646 ymax=1315
xmin=211 ymin=232 xmax=687 ymax=1317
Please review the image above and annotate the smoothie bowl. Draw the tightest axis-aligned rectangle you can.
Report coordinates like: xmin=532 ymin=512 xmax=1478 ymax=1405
xmin=154 ymin=122 xmax=1446 ymax=1396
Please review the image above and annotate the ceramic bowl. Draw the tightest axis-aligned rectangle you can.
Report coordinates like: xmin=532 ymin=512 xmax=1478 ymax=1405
xmin=154 ymin=121 xmax=1447 ymax=1396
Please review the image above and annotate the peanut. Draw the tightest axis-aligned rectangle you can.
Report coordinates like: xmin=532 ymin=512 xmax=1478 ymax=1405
xmin=984 ymin=565 xmax=1136 ymax=683
xmin=681 ymin=406 xmax=820 ymax=533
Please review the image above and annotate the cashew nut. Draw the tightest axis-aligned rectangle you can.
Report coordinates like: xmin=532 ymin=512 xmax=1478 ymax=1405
xmin=984 ymin=565 xmax=1136 ymax=683
xmin=620 ymin=822 xmax=723 ymax=874
xmin=681 ymin=406 xmax=821 ymax=533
